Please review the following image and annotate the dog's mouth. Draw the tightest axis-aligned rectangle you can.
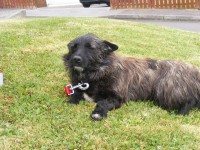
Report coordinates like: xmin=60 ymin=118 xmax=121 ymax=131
xmin=74 ymin=66 xmax=84 ymax=72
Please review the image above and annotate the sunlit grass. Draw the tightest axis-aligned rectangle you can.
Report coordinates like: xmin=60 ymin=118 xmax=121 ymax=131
xmin=0 ymin=18 xmax=200 ymax=149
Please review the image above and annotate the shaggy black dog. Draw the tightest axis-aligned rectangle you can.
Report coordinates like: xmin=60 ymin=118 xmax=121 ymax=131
xmin=63 ymin=33 xmax=200 ymax=120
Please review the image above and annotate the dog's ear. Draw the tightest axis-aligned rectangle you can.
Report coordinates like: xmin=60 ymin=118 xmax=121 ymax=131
xmin=103 ymin=40 xmax=118 ymax=52
xmin=63 ymin=43 xmax=71 ymax=61
xmin=67 ymin=42 xmax=71 ymax=50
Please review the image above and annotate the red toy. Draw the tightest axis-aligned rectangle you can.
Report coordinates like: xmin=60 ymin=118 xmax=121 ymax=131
xmin=65 ymin=83 xmax=89 ymax=96
xmin=65 ymin=84 xmax=74 ymax=95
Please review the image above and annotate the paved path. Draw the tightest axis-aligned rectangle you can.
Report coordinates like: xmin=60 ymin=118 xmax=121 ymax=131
xmin=131 ymin=20 xmax=200 ymax=33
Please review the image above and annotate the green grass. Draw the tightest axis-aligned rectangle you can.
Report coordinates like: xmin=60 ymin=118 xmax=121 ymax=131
xmin=0 ymin=18 xmax=200 ymax=149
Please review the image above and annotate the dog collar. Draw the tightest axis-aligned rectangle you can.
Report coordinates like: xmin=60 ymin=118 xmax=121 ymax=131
xmin=65 ymin=82 xmax=89 ymax=95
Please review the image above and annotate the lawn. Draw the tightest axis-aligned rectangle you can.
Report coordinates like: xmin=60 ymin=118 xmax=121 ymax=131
xmin=0 ymin=18 xmax=200 ymax=149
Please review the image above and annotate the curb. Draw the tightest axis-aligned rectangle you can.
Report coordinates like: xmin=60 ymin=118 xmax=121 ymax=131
xmin=6 ymin=10 xmax=26 ymax=19
xmin=105 ymin=14 xmax=200 ymax=21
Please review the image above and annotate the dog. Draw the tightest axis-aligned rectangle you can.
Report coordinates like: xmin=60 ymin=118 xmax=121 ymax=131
xmin=63 ymin=33 xmax=200 ymax=120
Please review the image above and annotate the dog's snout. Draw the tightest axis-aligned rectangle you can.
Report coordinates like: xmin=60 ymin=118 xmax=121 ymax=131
xmin=73 ymin=56 xmax=82 ymax=64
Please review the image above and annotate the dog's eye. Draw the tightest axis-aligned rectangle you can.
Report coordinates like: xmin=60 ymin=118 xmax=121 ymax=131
xmin=85 ymin=43 xmax=93 ymax=49
xmin=71 ymin=44 xmax=78 ymax=51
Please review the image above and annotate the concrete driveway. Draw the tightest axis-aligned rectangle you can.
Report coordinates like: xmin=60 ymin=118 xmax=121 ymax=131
xmin=26 ymin=4 xmax=110 ymax=18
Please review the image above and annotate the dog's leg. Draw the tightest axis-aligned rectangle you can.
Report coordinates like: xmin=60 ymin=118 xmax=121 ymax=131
xmin=68 ymin=90 xmax=83 ymax=104
xmin=91 ymin=97 xmax=122 ymax=120
xmin=177 ymin=100 xmax=196 ymax=115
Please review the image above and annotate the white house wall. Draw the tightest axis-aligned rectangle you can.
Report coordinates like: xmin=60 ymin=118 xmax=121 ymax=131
xmin=46 ymin=0 xmax=80 ymax=7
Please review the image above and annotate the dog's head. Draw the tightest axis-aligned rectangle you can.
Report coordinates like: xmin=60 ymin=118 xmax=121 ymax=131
xmin=63 ymin=33 xmax=118 ymax=73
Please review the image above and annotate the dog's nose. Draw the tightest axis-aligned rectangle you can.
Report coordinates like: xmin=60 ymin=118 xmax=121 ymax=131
xmin=73 ymin=56 xmax=82 ymax=64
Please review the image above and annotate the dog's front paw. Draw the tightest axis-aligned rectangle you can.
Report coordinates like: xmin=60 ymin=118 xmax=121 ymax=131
xmin=90 ymin=109 xmax=107 ymax=121
xmin=91 ymin=113 xmax=104 ymax=120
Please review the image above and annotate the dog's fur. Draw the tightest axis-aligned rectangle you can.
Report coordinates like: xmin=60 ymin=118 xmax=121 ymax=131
xmin=63 ymin=33 xmax=200 ymax=120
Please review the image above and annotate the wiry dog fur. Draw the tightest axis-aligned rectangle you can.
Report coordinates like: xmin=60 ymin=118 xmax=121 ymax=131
xmin=63 ymin=33 xmax=200 ymax=120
